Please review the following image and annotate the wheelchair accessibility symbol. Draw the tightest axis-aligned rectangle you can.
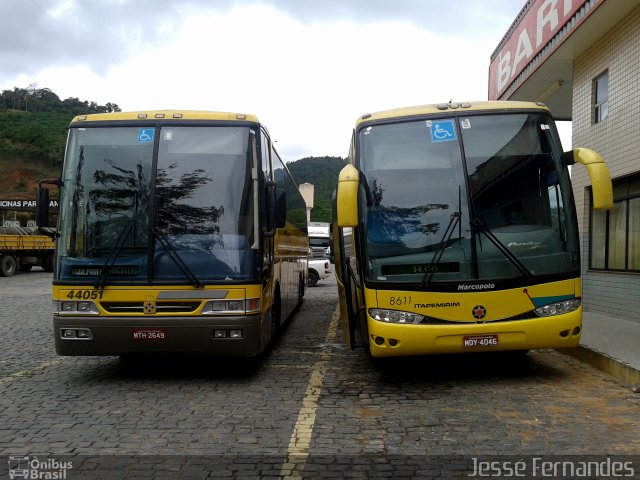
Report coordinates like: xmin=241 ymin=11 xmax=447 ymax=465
xmin=429 ymin=120 xmax=457 ymax=143
xmin=138 ymin=128 xmax=154 ymax=143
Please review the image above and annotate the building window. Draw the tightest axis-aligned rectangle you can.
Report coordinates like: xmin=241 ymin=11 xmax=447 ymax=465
xmin=594 ymin=71 xmax=609 ymax=123
xmin=590 ymin=173 xmax=640 ymax=271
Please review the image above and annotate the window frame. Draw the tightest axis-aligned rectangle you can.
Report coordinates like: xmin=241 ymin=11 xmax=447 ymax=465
xmin=589 ymin=173 xmax=640 ymax=273
xmin=593 ymin=70 xmax=609 ymax=124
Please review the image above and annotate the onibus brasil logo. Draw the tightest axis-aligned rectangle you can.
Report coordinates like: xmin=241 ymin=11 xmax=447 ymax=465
xmin=7 ymin=456 xmax=72 ymax=479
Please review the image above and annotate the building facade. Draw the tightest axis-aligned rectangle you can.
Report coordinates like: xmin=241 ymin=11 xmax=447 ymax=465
xmin=489 ymin=0 xmax=640 ymax=322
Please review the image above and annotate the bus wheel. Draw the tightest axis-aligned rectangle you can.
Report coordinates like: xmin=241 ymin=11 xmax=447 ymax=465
xmin=0 ymin=255 xmax=17 ymax=277
xmin=298 ymin=274 xmax=305 ymax=302
xmin=271 ymin=292 xmax=281 ymax=339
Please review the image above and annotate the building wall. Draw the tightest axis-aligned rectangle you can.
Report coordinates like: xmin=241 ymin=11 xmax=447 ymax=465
xmin=571 ymin=4 xmax=640 ymax=322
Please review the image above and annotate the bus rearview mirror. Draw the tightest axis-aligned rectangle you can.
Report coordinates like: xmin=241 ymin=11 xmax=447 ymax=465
xmin=336 ymin=165 xmax=359 ymax=228
xmin=572 ymin=148 xmax=613 ymax=210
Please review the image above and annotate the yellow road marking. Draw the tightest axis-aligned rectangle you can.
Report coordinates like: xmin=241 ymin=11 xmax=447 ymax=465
xmin=280 ymin=305 xmax=340 ymax=479
xmin=0 ymin=358 xmax=67 ymax=386
xmin=269 ymin=364 xmax=315 ymax=370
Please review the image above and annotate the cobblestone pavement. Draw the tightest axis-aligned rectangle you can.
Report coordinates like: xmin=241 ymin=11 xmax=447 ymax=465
xmin=1 ymin=270 xmax=639 ymax=479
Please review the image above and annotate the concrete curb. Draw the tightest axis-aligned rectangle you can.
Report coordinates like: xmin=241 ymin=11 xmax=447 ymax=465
xmin=557 ymin=346 xmax=640 ymax=391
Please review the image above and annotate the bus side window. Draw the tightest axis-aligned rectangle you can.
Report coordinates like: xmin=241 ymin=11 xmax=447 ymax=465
xmin=260 ymin=131 xmax=271 ymax=181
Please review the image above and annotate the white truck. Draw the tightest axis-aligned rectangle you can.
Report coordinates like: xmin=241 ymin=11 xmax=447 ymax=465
xmin=308 ymin=258 xmax=331 ymax=287
xmin=308 ymin=221 xmax=331 ymax=260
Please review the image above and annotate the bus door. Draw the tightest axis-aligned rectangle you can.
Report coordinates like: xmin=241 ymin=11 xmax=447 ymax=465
xmin=260 ymin=130 xmax=275 ymax=288
xmin=334 ymin=166 xmax=368 ymax=349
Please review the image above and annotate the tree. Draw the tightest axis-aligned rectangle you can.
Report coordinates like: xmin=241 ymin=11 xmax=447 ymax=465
xmin=0 ymin=85 xmax=124 ymax=179
xmin=105 ymin=102 xmax=121 ymax=113
xmin=287 ymin=156 xmax=346 ymax=223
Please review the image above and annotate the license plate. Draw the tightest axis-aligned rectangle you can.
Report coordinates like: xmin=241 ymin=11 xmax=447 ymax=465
xmin=131 ymin=328 xmax=167 ymax=341
xmin=463 ymin=334 xmax=498 ymax=348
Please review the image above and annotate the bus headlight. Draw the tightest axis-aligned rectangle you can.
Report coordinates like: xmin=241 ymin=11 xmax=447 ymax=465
xmin=202 ymin=298 xmax=261 ymax=315
xmin=55 ymin=301 xmax=99 ymax=315
xmin=369 ymin=308 xmax=424 ymax=324
xmin=535 ymin=298 xmax=581 ymax=317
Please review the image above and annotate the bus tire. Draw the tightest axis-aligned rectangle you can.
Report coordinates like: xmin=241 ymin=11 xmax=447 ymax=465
xmin=0 ymin=255 xmax=17 ymax=277
xmin=298 ymin=274 xmax=307 ymax=303
xmin=271 ymin=290 xmax=281 ymax=340
xmin=298 ymin=274 xmax=305 ymax=303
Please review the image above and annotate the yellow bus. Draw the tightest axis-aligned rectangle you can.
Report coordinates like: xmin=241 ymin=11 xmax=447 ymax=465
xmin=333 ymin=101 xmax=612 ymax=357
xmin=39 ymin=110 xmax=308 ymax=357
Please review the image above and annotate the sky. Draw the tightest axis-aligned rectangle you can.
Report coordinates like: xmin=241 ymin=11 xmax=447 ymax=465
xmin=1 ymin=0 xmax=572 ymax=161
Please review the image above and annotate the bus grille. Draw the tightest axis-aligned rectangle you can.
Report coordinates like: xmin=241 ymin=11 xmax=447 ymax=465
xmin=420 ymin=312 xmax=536 ymax=325
xmin=101 ymin=301 xmax=200 ymax=313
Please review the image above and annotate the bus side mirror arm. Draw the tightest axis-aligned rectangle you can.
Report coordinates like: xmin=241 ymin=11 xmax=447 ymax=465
xmin=36 ymin=178 xmax=61 ymax=228
xmin=571 ymin=148 xmax=613 ymax=210
xmin=562 ymin=151 xmax=575 ymax=166
xmin=336 ymin=165 xmax=360 ymax=228
xmin=264 ymin=188 xmax=286 ymax=238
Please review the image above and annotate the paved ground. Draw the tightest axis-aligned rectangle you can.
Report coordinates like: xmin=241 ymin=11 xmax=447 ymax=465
xmin=1 ymin=270 xmax=639 ymax=479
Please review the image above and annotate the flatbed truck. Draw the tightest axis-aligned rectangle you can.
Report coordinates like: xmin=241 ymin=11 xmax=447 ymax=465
xmin=0 ymin=226 xmax=55 ymax=276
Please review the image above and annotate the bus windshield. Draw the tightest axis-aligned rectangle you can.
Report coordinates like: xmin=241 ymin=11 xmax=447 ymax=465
xmin=359 ymin=112 xmax=579 ymax=285
xmin=56 ymin=126 xmax=258 ymax=284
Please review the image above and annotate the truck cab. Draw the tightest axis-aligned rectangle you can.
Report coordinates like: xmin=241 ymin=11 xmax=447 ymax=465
xmin=308 ymin=221 xmax=331 ymax=260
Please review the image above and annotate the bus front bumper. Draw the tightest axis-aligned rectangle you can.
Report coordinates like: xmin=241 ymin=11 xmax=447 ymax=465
xmin=53 ymin=314 xmax=267 ymax=357
xmin=367 ymin=311 xmax=582 ymax=357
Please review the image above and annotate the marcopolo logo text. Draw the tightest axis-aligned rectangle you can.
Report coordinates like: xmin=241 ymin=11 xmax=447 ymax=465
xmin=457 ymin=283 xmax=495 ymax=291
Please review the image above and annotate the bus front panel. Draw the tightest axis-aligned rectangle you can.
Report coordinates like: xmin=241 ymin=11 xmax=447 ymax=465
xmin=364 ymin=278 xmax=582 ymax=357
xmin=53 ymin=284 xmax=271 ymax=357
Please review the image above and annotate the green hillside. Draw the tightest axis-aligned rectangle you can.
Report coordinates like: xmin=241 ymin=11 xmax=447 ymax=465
xmin=0 ymin=86 xmax=121 ymax=199
xmin=286 ymin=156 xmax=346 ymax=223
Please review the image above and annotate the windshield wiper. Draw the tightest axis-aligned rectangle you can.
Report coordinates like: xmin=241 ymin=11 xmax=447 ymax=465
xmin=421 ymin=186 xmax=463 ymax=287
xmin=421 ymin=211 xmax=461 ymax=287
xmin=70 ymin=146 xmax=85 ymax=257
xmin=153 ymin=228 xmax=202 ymax=288
xmin=94 ymin=219 xmax=134 ymax=289
xmin=470 ymin=219 xmax=533 ymax=278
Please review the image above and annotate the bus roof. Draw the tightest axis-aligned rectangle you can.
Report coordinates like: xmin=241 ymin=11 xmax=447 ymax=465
xmin=70 ymin=110 xmax=260 ymax=125
xmin=355 ymin=101 xmax=549 ymax=127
